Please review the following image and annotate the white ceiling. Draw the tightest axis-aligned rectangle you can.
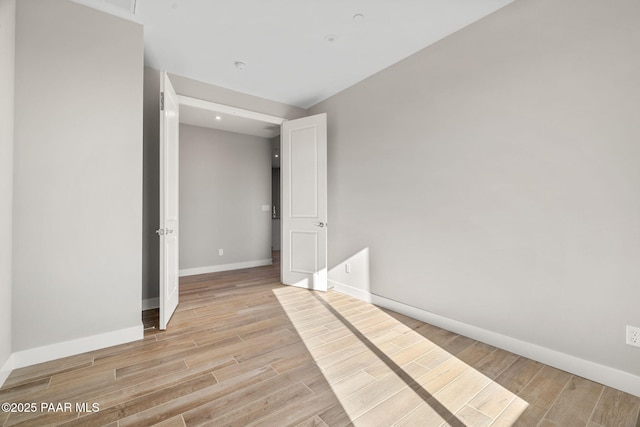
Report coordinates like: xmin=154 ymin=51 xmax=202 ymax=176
xmin=72 ymin=0 xmax=513 ymax=110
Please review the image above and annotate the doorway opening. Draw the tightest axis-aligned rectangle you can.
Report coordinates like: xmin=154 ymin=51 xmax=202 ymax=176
xmin=152 ymin=76 xmax=328 ymax=331
xmin=177 ymin=95 xmax=285 ymax=284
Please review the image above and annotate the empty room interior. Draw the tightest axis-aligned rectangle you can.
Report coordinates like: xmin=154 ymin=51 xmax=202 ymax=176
xmin=1 ymin=0 xmax=639 ymax=425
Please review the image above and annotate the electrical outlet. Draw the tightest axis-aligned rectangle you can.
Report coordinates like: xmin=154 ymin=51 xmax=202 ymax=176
xmin=626 ymin=325 xmax=640 ymax=347
xmin=219 ymin=249 xmax=224 ymax=256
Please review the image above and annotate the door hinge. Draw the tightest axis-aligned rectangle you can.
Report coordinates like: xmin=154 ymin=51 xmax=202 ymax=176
xmin=160 ymin=92 xmax=165 ymax=111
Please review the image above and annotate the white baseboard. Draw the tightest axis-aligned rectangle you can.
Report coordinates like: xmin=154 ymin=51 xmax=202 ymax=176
xmin=330 ymin=280 xmax=373 ymax=302
xmin=142 ymin=297 xmax=159 ymax=310
xmin=0 ymin=353 xmax=13 ymax=388
xmin=10 ymin=325 xmax=143 ymax=370
xmin=330 ymin=280 xmax=640 ymax=398
xmin=179 ymin=259 xmax=272 ymax=277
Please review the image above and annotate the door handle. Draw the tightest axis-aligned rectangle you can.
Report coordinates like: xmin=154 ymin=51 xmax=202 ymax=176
xmin=155 ymin=228 xmax=174 ymax=235
xmin=315 ymin=222 xmax=326 ymax=228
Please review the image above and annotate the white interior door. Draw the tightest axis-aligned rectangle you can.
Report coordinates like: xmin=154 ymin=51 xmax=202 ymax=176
xmin=281 ymin=113 xmax=328 ymax=291
xmin=158 ymin=71 xmax=179 ymax=329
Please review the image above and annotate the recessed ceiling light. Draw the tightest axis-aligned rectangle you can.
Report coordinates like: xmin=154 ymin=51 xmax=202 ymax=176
xmin=324 ymin=34 xmax=338 ymax=43
xmin=215 ymin=115 xmax=221 ymax=120
xmin=234 ymin=61 xmax=246 ymax=70
xmin=353 ymin=13 xmax=364 ymax=20
xmin=274 ymin=154 xmax=279 ymax=158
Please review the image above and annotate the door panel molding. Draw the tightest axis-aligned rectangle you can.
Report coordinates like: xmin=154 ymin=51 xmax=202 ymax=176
xmin=281 ymin=113 xmax=327 ymax=291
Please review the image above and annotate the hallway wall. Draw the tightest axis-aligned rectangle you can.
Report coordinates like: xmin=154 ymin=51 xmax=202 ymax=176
xmin=179 ymin=125 xmax=272 ymax=274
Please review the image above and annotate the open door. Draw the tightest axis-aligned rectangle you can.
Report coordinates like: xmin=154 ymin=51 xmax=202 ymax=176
xmin=281 ymin=113 xmax=328 ymax=290
xmin=158 ymin=71 xmax=179 ymax=329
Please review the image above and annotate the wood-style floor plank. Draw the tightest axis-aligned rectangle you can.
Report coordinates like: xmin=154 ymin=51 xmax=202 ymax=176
xmin=1 ymin=252 xmax=638 ymax=426
xmin=543 ymin=376 xmax=604 ymax=427
xmin=590 ymin=387 xmax=640 ymax=427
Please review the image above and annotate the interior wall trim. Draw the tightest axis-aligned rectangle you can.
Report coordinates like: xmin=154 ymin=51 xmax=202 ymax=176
xmin=179 ymin=259 xmax=273 ymax=277
xmin=9 ymin=325 xmax=143 ymax=372
xmin=330 ymin=280 xmax=640 ymax=398
xmin=0 ymin=354 xmax=13 ymax=388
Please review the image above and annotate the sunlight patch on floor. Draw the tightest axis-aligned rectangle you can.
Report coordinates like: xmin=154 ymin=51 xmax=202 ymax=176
xmin=273 ymin=286 xmax=528 ymax=426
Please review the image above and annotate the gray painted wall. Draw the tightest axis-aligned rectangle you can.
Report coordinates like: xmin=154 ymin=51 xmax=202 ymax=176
xmin=12 ymin=0 xmax=143 ymax=351
xmin=0 ymin=0 xmax=16 ymax=374
xmin=179 ymin=124 xmax=272 ymax=270
xmin=271 ymin=219 xmax=281 ymax=251
xmin=142 ymin=67 xmax=160 ymax=302
xmin=310 ymin=0 xmax=640 ymax=376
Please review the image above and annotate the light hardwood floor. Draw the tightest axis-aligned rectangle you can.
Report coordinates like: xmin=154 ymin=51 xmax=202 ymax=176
xmin=1 ymin=254 xmax=639 ymax=426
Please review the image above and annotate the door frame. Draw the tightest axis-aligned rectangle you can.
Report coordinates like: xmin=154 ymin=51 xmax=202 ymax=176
xmin=162 ymin=93 xmax=327 ymax=292
xmin=177 ymin=95 xmax=287 ymax=282
xmin=170 ymin=94 xmax=286 ymax=277
xmin=177 ymin=95 xmax=286 ymax=127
